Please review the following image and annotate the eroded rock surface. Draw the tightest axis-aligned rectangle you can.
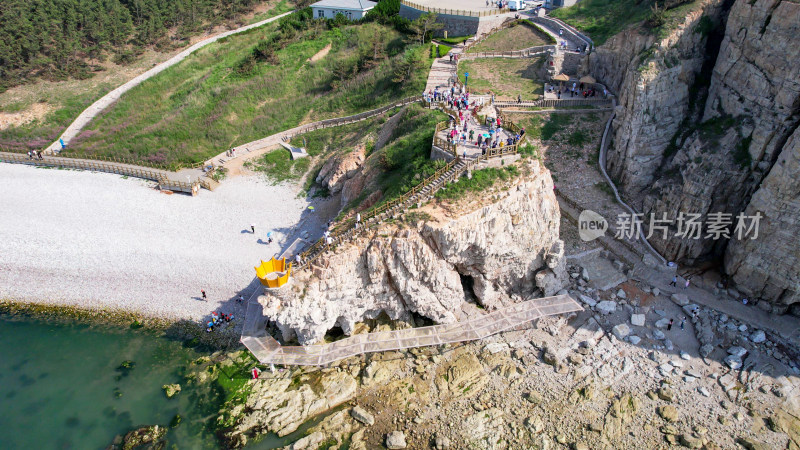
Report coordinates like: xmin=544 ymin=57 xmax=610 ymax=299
xmin=260 ymin=161 xmax=567 ymax=343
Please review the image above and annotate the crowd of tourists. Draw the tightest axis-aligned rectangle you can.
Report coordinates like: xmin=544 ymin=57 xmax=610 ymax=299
xmin=546 ymin=82 xmax=604 ymax=99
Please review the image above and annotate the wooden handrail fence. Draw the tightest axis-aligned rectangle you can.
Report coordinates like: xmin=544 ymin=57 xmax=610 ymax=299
xmin=281 ymin=96 xmax=424 ymax=142
xmin=460 ymin=45 xmax=554 ymax=60
xmin=0 ymin=151 xmax=202 ymax=195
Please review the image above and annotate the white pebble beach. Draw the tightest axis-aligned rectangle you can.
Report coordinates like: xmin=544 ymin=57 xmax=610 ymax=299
xmin=0 ymin=163 xmax=333 ymax=321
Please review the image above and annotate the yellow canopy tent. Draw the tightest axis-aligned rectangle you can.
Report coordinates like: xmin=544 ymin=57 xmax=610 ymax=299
xmin=552 ymin=73 xmax=570 ymax=82
xmin=579 ymin=75 xmax=596 ymax=84
xmin=255 ymin=256 xmax=292 ymax=288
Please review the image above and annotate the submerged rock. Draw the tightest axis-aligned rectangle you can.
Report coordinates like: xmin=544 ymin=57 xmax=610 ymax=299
xmin=162 ymin=384 xmax=181 ymax=398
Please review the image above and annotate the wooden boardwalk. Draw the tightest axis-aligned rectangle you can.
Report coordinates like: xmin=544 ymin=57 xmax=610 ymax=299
xmin=241 ymin=294 xmax=582 ymax=366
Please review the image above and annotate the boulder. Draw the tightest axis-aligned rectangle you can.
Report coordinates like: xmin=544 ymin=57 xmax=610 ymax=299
xmin=596 ymin=301 xmax=616 ymax=315
xmin=724 ymin=355 xmax=743 ymax=370
xmin=579 ymin=294 xmax=597 ymax=307
xmin=612 ymin=324 xmax=631 ymax=340
xmin=122 ymin=425 xmax=166 ymax=450
xmin=679 ymin=434 xmax=703 ymax=449
xmin=670 ymin=293 xmax=689 ymax=306
xmin=524 ymin=414 xmax=545 ymax=434
xmin=727 ymin=346 xmax=747 ymax=358
xmin=386 ymin=431 xmax=407 ymax=449
xmin=652 ymin=330 xmax=666 ymax=340
xmin=699 ymin=344 xmax=714 ymax=358
xmin=542 ymin=347 xmax=559 ymax=366
xmin=484 ymin=342 xmax=509 ymax=354
xmin=652 ymin=288 xmax=660 ymax=296
xmin=657 ymin=387 xmax=675 ymax=402
xmin=627 ymin=335 xmax=641 ymax=345
xmin=749 ymin=330 xmax=766 ymax=343
xmin=630 ymin=314 xmax=645 ymax=327
xmin=162 ymin=384 xmax=181 ymax=399
xmin=434 ymin=434 xmax=451 ymax=449
xmin=351 ymin=406 xmax=375 ymax=426
xmin=682 ymin=304 xmax=699 ymax=315
xmin=616 ymin=289 xmax=627 ymax=299
xmin=655 ymin=318 xmax=670 ymax=329
xmin=657 ymin=405 xmax=678 ymax=422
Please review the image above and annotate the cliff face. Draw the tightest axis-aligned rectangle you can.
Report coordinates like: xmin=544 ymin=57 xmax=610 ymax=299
xmin=594 ymin=0 xmax=800 ymax=311
xmin=724 ymin=128 xmax=800 ymax=312
xmin=259 ymin=161 xmax=568 ymax=344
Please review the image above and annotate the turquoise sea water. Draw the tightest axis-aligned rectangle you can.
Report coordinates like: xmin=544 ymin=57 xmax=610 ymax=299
xmin=0 ymin=316 xmax=219 ymax=449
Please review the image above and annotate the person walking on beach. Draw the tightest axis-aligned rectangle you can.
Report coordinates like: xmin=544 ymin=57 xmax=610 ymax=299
xmin=667 ymin=318 xmax=673 ymax=331
xmin=670 ymin=275 xmax=678 ymax=287
xmin=684 ymin=278 xmax=690 ymax=290
xmin=251 ymin=223 xmax=255 ymax=234
xmin=237 ymin=295 xmax=244 ymax=304
xmin=680 ymin=316 xmax=686 ymax=330
xmin=201 ymin=290 xmax=207 ymax=301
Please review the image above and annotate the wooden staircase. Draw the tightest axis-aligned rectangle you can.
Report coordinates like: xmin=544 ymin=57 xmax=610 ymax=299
xmin=297 ymin=158 xmax=469 ymax=270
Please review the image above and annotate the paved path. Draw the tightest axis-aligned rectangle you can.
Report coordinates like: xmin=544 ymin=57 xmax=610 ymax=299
xmin=45 ymin=11 xmax=295 ymax=154
xmin=425 ymin=45 xmax=463 ymax=92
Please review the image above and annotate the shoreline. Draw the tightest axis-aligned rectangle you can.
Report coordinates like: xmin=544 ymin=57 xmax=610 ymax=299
xmin=0 ymin=298 xmax=245 ymax=350
xmin=0 ymin=298 xmax=178 ymax=330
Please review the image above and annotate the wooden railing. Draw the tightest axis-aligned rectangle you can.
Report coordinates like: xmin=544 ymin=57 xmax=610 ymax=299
xmin=401 ymin=0 xmax=509 ymax=17
xmin=1 ymin=145 xmax=208 ymax=172
xmin=297 ymin=156 xmax=462 ymax=269
xmin=494 ymin=98 xmax=613 ymax=109
xmin=460 ymin=45 xmax=554 ymax=60
xmin=0 ymin=152 xmax=203 ymax=195
xmin=282 ymin=96 xmax=424 ymax=142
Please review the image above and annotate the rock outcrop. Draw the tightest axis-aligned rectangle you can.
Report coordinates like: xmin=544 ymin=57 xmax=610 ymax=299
xmin=259 ymin=160 xmax=567 ymax=344
xmin=316 ymin=146 xmax=365 ymax=195
xmin=591 ymin=0 xmax=800 ymax=310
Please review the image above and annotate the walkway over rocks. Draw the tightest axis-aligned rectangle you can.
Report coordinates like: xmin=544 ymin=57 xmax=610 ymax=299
xmin=241 ymin=294 xmax=582 ymax=366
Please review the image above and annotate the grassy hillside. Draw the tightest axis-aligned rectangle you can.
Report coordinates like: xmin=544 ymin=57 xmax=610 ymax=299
xmin=466 ymin=21 xmax=554 ymax=53
xmin=0 ymin=0 xmax=291 ymax=92
xmin=550 ymin=0 xmax=702 ymax=46
xmin=62 ymin=12 xmax=431 ymax=168
xmin=0 ymin=1 xmax=292 ymax=152
xmin=458 ymin=57 xmax=545 ymax=100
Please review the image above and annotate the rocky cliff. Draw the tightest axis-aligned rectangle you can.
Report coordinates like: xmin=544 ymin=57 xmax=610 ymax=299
xmin=259 ymin=160 xmax=568 ymax=344
xmin=591 ymin=0 xmax=800 ymax=311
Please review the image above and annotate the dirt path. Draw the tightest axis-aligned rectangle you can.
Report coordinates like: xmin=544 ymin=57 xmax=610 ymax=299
xmin=44 ymin=10 xmax=295 ymax=154
xmin=308 ymin=43 xmax=332 ymax=62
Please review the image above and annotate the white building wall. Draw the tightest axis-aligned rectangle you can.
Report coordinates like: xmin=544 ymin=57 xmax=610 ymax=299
xmin=312 ymin=6 xmax=372 ymax=20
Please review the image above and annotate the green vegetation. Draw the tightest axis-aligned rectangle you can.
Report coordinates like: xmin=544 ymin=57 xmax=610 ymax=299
xmin=550 ymin=0 xmax=701 ymax=45
xmin=435 ymin=166 xmax=519 ymax=200
xmin=540 ymin=114 xmax=570 ymax=141
xmin=247 ymin=149 xmax=311 ymax=183
xmin=376 ymin=105 xmax=448 ymax=204
xmin=0 ymin=0 xmax=287 ymax=91
xmin=693 ymin=15 xmax=715 ymax=37
xmin=549 ymin=0 xmax=654 ymax=45
xmin=64 ymin=12 xmax=431 ymax=167
xmin=733 ymin=134 xmax=753 ymax=168
xmin=437 ymin=35 xmax=473 ymax=45
xmin=0 ymin=88 xmax=113 ymax=151
xmin=567 ymin=130 xmax=588 ymax=146
xmin=467 ymin=21 xmax=553 ymax=53
xmin=432 ymin=43 xmax=452 ymax=58
xmin=248 ymin=114 xmax=382 ymax=184
xmin=248 ymin=0 xmax=296 ymax=24
xmin=458 ymin=57 xmax=545 ymax=100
